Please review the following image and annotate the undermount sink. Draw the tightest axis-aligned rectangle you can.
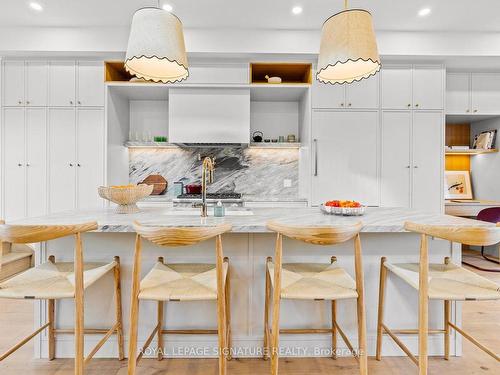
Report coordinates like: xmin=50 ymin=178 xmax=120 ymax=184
xmin=162 ymin=208 xmax=254 ymax=216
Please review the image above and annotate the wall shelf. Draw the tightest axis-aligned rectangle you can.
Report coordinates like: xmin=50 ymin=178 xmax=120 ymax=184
xmin=445 ymin=148 xmax=498 ymax=155
xmin=249 ymin=142 xmax=300 ymax=149
xmin=250 ymin=62 xmax=312 ymax=84
xmin=125 ymin=141 xmax=178 ymax=149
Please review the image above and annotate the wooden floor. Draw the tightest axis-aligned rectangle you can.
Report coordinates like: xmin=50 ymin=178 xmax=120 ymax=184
xmin=0 ymin=253 xmax=499 ymax=374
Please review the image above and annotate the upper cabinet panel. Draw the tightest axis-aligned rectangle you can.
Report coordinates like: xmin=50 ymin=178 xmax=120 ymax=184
xmin=471 ymin=73 xmax=500 ymax=114
xmin=26 ymin=61 xmax=48 ymax=107
xmin=77 ymin=62 xmax=104 ymax=107
xmin=186 ymin=64 xmax=248 ymax=84
xmin=413 ymin=66 xmax=444 ymax=110
xmin=446 ymin=73 xmax=470 ymax=114
xmin=345 ymin=74 xmax=379 ymax=109
xmin=311 ymin=75 xmax=345 ymax=109
xmin=381 ymin=65 xmax=412 ymax=109
xmin=49 ymin=61 xmax=76 ymax=106
xmin=3 ymin=61 xmax=25 ymax=106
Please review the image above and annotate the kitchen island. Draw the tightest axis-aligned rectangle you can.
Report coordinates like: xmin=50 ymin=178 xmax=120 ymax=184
xmin=14 ymin=207 xmax=491 ymax=359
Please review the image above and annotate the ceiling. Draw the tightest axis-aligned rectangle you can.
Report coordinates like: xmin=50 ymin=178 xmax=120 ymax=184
xmin=2 ymin=0 xmax=500 ymax=32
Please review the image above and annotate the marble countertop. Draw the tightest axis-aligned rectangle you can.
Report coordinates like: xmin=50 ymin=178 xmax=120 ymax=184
xmin=12 ymin=207 xmax=491 ymax=233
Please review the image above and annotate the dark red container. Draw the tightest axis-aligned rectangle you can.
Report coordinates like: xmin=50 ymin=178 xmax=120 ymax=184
xmin=185 ymin=184 xmax=202 ymax=194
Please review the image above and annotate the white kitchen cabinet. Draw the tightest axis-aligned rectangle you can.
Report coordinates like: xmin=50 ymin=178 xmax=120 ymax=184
xmin=412 ymin=111 xmax=443 ymax=212
xmin=76 ymin=108 xmax=105 ymax=208
xmin=346 ymin=74 xmax=379 ymax=109
xmin=49 ymin=108 xmax=76 ymax=213
xmin=25 ymin=108 xmax=48 ymax=217
xmin=2 ymin=108 xmax=26 ymax=220
xmin=381 ymin=65 xmax=412 ymax=109
xmin=48 ymin=108 xmax=104 ymax=213
xmin=413 ymin=66 xmax=444 ymax=110
xmin=2 ymin=108 xmax=47 ymax=221
xmin=380 ymin=111 xmax=412 ymax=208
xmin=446 ymin=73 xmax=471 ymax=114
xmin=382 ymin=65 xmax=444 ymax=110
xmin=471 ymin=73 xmax=500 ymax=114
xmin=49 ymin=61 xmax=76 ymax=106
xmin=26 ymin=61 xmax=48 ymax=106
xmin=77 ymin=61 xmax=104 ymax=107
xmin=380 ymin=110 xmax=443 ymax=212
xmin=312 ymin=73 xmax=379 ymax=109
xmin=311 ymin=110 xmax=379 ymax=206
xmin=3 ymin=61 xmax=25 ymax=106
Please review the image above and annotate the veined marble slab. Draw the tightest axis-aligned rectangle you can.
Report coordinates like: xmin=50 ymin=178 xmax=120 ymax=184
xmin=12 ymin=207 xmax=492 ymax=233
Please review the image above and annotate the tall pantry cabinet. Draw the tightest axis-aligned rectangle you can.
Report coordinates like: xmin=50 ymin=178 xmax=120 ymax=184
xmin=1 ymin=60 xmax=105 ymax=221
xmin=312 ymin=64 xmax=444 ymax=212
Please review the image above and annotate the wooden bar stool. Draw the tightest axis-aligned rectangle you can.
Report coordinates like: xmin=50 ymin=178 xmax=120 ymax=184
xmin=376 ymin=222 xmax=500 ymax=374
xmin=0 ymin=221 xmax=124 ymax=375
xmin=128 ymin=222 xmax=232 ymax=375
xmin=264 ymin=220 xmax=367 ymax=375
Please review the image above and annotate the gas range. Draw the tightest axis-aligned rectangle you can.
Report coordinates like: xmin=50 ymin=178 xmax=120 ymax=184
xmin=173 ymin=192 xmax=243 ymax=206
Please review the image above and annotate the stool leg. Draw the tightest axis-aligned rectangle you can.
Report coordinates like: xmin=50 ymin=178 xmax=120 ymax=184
xmin=331 ymin=256 xmax=337 ymax=360
xmin=263 ymin=257 xmax=272 ymax=360
xmin=48 ymin=255 xmax=56 ymax=360
xmin=128 ymin=234 xmax=143 ymax=375
xmin=113 ymin=256 xmax=125 ymax=361
xmin=376 ymin=257 xmax=387 ymax=361
xmin=331 ymin=300 xmax=337 ymax=359
xmin=157 ymin=257 xmax=165 ymax=361
xmin=216 ymin=236 xmax=227 ymax=375
xmin=224 ymin=257 xmax=232 ymax=361
xmin=74 ymin=233 xmax=85 ymax=375
xmin=271 ymin=234 xmax=283 ymax=375
xmin=444 ymin=300 xmax=450 ymax=360
xmin=418 ymin=234 xmax=429 ymax=375
xmin=354 ymin=234 xmax=368 ymax=375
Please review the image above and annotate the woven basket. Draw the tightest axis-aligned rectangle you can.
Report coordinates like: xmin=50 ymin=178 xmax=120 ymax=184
xmin=98 ymin=184 xmax=154 ymax=214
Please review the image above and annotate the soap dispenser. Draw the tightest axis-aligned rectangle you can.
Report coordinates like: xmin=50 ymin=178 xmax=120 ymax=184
xmin=214 ymin=200 xmax=225 ymax=217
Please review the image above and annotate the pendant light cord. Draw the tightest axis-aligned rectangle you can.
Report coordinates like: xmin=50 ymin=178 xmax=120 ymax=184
xmin=157 ymin=0 xmax=160 ymax=9
xmin=344 ymin=0 xmax=348 ymax=10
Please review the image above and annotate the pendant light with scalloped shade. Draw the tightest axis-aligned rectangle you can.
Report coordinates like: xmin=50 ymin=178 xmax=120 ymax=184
xmin=125 ymin=4 xmax=189 ymax=83
xmin=317 ymin=0 xmax=380 ymax=84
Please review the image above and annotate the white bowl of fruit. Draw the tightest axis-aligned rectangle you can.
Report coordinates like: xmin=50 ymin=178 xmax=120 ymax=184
xmin=320 ymin=200 xmax=365 ymax=216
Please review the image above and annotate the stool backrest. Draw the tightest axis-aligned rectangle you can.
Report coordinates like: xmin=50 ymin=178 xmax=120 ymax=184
xmin=0 ymin=222 xmax=98 ymax=244
xmin=404 ymin=221 xmax=500 ymax=247
xmin=267 ymin=221 xmax=363 ymax=245
xmin=133 ymin=222 xmax=232 ymax=247
xmin=477 ymin=207 xmax=500 ymax=224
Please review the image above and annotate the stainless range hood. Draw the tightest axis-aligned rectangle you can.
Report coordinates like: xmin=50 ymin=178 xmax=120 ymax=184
xmin=169 ymin=88 xmax=250 ymax=144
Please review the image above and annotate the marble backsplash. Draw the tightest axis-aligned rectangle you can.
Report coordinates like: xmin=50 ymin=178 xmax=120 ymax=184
xmin=129 ymin=146 xmax=299 ymax=200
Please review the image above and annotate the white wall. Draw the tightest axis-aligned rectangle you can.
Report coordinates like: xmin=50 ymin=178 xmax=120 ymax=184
xmin=470 ymin=117 xmax=500 ymax=201
xmin=129 ymin=100 xmax=168 ymax=141
xmin=250 ymin=101 xmax=298 ymax=140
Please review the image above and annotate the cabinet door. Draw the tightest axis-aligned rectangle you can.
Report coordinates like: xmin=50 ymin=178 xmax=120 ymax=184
xmin=413 ymin=66 xmax=444 ymax=110
xmin=77 ymin=61 xmax=104 ymax=107
xmin=346 ymin=74 xmax=379 ymax=109
xmin=312 ymin=77 xmax=345 ymax=109
xmin=49 ymin=108 xmax=76 ymax=212
xmin=2 ymin=108 xmax=26 ymax=220
xmin=381 ymin=66 xmax=412 ymax=109
xmin=446 ymin=73 xmax=470 ymax=114
xmin=26 ymin=61 xmax=48 ymax=107
xmin=3 ymin=61 xmax=25 ymax=106
xmin=471 ymin=73 xmax=500 ymax=114
xmin=380 ymin=111 xmax=411 ymax=208
xmin=312 ymin=111 xmax=379 ymax=206
xmin=26 ymin=108 xmax=47 ymax=217
xmin=412 ymin=111 xmax=443 ymax=212
xmin=49 ymin=61 xmax=76 ymax=107
xmin=76 ymin=109 xmax=104 ymax=209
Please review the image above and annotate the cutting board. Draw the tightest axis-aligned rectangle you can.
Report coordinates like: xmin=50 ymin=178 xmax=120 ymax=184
xmin=139 ymin=175 xmax=168 ymax=195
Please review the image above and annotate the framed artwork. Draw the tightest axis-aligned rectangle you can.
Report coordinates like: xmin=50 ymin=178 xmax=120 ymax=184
xmin=472 ymin=129 xmax=497 ymax=150
xmin=444 ymin=170 xmax=473 ymax=199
